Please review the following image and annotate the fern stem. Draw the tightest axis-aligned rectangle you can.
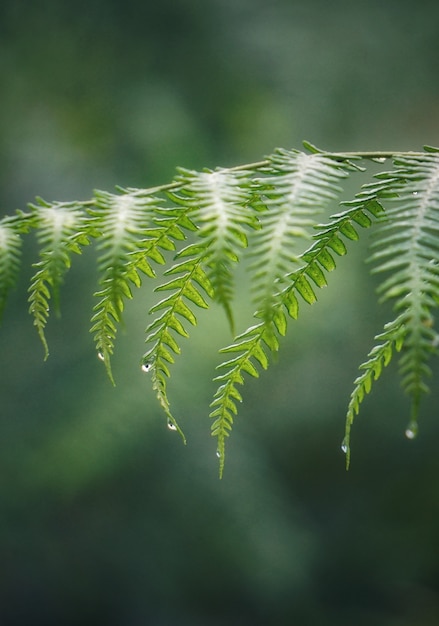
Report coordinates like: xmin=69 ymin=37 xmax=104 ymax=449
xmin=330 ymin=151 xmax=425 ymax=159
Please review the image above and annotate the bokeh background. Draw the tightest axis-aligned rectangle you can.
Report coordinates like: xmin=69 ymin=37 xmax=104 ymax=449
xmin=2 ymin=1 xmax=439 ymax=624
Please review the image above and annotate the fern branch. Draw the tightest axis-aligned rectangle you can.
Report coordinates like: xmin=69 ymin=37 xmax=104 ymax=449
xmin=89 ymin=189 xmax=166 ymax=383
xmin=170 ymin=168 xmax=260 ymax=333
xmin=142 ymin=242 xmax=214 ymax=438
xmin=344 ymin=149 xmax=439 ymax=462
xmin=211 ymin=319 xmax=284 ymax=477
xmin=280 ymin=193 xmax=385 ymax=318
xmin=0 ymin=221 xmax=22 ymax=319
xmin=343 ymin=318 xmax=406 ymax=467
xmin=211 ymin=161 xmax=384 ymax=476
xmin=248 ymin=150 xmax=351 ymax=317
xmin=27 ymin=199 xmax=89 ymax=358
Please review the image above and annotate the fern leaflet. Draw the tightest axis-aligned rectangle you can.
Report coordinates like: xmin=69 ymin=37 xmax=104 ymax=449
xmin=89 ymin=189 xmax=163 ymax=383
xmin=0 ymin=220 xmax=23 ymax=319
xmin=343 ymin=318 xmax=406 ymax=466
xmin=345 ymin=149 xmax=439 ymax=460
xmin=248 ymin=149 xmax=351 ymax=318
xmin=211 ymin=320 xmax=283 ymax=477
xmin=211 ymin=157 xmax=382 ymax=475
xmin=27 ymin=199 xmax=89 ymax=358
xmin=170 ymin=168 xmax=260 ymax=333
xmin=143 ymin=242 xmax=214 ymax=438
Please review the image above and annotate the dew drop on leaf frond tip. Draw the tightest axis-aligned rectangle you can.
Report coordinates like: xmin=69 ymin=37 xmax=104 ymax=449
xmin=405 ymin=422 xmax=418 ymax=440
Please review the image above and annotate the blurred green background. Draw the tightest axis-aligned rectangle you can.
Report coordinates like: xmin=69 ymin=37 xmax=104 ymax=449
xmin=2 ymin=1 xmax=439 ymax=624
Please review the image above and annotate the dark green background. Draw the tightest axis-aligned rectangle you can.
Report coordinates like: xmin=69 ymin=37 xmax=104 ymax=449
xmin=1 ymin=1 xmax=439 ymax=624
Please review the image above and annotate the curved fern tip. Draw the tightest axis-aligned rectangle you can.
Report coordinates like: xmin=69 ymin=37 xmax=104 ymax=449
xmin=166 ymin=416 xmax=187 ymax=444
xmin=216 ymin=447 xmax=225 ymax=479
xmin=341 ymin=435 xmax=351 ymax=470
xmin=97 ymin=350 xmax=116 ymax=386
xmin=38 ymin=330 xmax=50 ymax=361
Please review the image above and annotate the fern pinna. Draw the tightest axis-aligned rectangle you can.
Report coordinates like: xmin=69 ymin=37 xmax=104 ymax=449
xmin=27 ymin=199 xmax=91 ymax=359
xmin=210 ymin=149 xmax=354 ymax=474
xmin=344 ymin=148 xmax=439 ymax=465
xmin=1 ymin=144 xmax=439 ymax=475
xmin=0 ymin=218 xmax=23 ymax=318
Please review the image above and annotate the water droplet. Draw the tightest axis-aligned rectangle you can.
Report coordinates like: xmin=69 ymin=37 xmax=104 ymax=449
xmin=167 ymin=419 xmax=177 ymax=431
xmin=340 ymin=437 xmax=349 ymax=454
xmin=97 ymin=351 xmax=105 ymax=362
xmin=374 ymin=157 xmax=387 ymax=163
xmin=413 ymin=191 xmax=418 ymax=196
xmin=141 ymin=362 xmax=152 ymax=373
xmin=216 ymin=450 xmax=221 ymax=458
xmin=405 ymin=422 xmax=418 ymax=440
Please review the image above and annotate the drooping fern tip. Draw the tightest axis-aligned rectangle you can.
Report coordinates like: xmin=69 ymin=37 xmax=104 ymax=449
xmin=1 ymin=142 xmax=439 ymax=476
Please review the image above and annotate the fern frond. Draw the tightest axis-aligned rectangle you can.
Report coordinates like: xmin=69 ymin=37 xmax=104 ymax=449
xmin=281 ymin=192 xmax=385 ymax=320
xmin=27 ymin=199 xmax=89 ymax=358
xmin=231 ymin=189 xmax=382 ymax=470
xmin=343 ymin=318 xmax=406 ymax=466
xmin=89 ymin=189 xmax=166 ymax=383
xmin=0 ymin=220 xmax=22 ymax=319
xmin=211 ymin=159 xmax=383 ymax=476
xmin=142 ymin=242 xmax=214 ymax=439
xmin=210 ymin=318 xmax=284 ymax=477
xmin=345 ymin=149 xmax=439 ymax=459
xmin=5 ymin=142 xmax=439 ymax=477
xmin=124 ymin=186 xmax=198 ymax=277
xmin=248 ymin=149 xmax=351 ymax=318
xmin=171 ymin=168 xmax=259 ymax=333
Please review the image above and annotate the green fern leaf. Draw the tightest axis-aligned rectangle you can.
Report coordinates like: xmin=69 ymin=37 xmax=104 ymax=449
xmin=171 ymin=168 xmax=259 ymax=333
xmin=345 ymin=150 xmax=439 ymax=460
xmin=211 ymin=322 xmax=278 ymax=477
xmin=27 ymin=199 xmax=88 ymax=359
xmin=0 ymin=220 xmax=22 ymax=319
xmin=343 ymin=318 xmax=406 ymax=467
xmin=0 ymin=211 xmax=28 ymax=322
xmin=248 ymin=149 xmax=350 ymax=319
xmin=211 ymin=153 xmax=381 ymax=476
xmin=281 ymin=193 xmax=385 ymax=319
xmin=89 ymin=189 xmax=169 ymax=383
xmin=128 ymin=195 xmax=198 ymax=278
xmin=143 ymin=242 xmax=214 ymax=438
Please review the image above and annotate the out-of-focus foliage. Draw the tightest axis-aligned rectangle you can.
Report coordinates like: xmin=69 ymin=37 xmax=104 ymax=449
xmin=2 ymin=0 xmax=439 ymax=624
